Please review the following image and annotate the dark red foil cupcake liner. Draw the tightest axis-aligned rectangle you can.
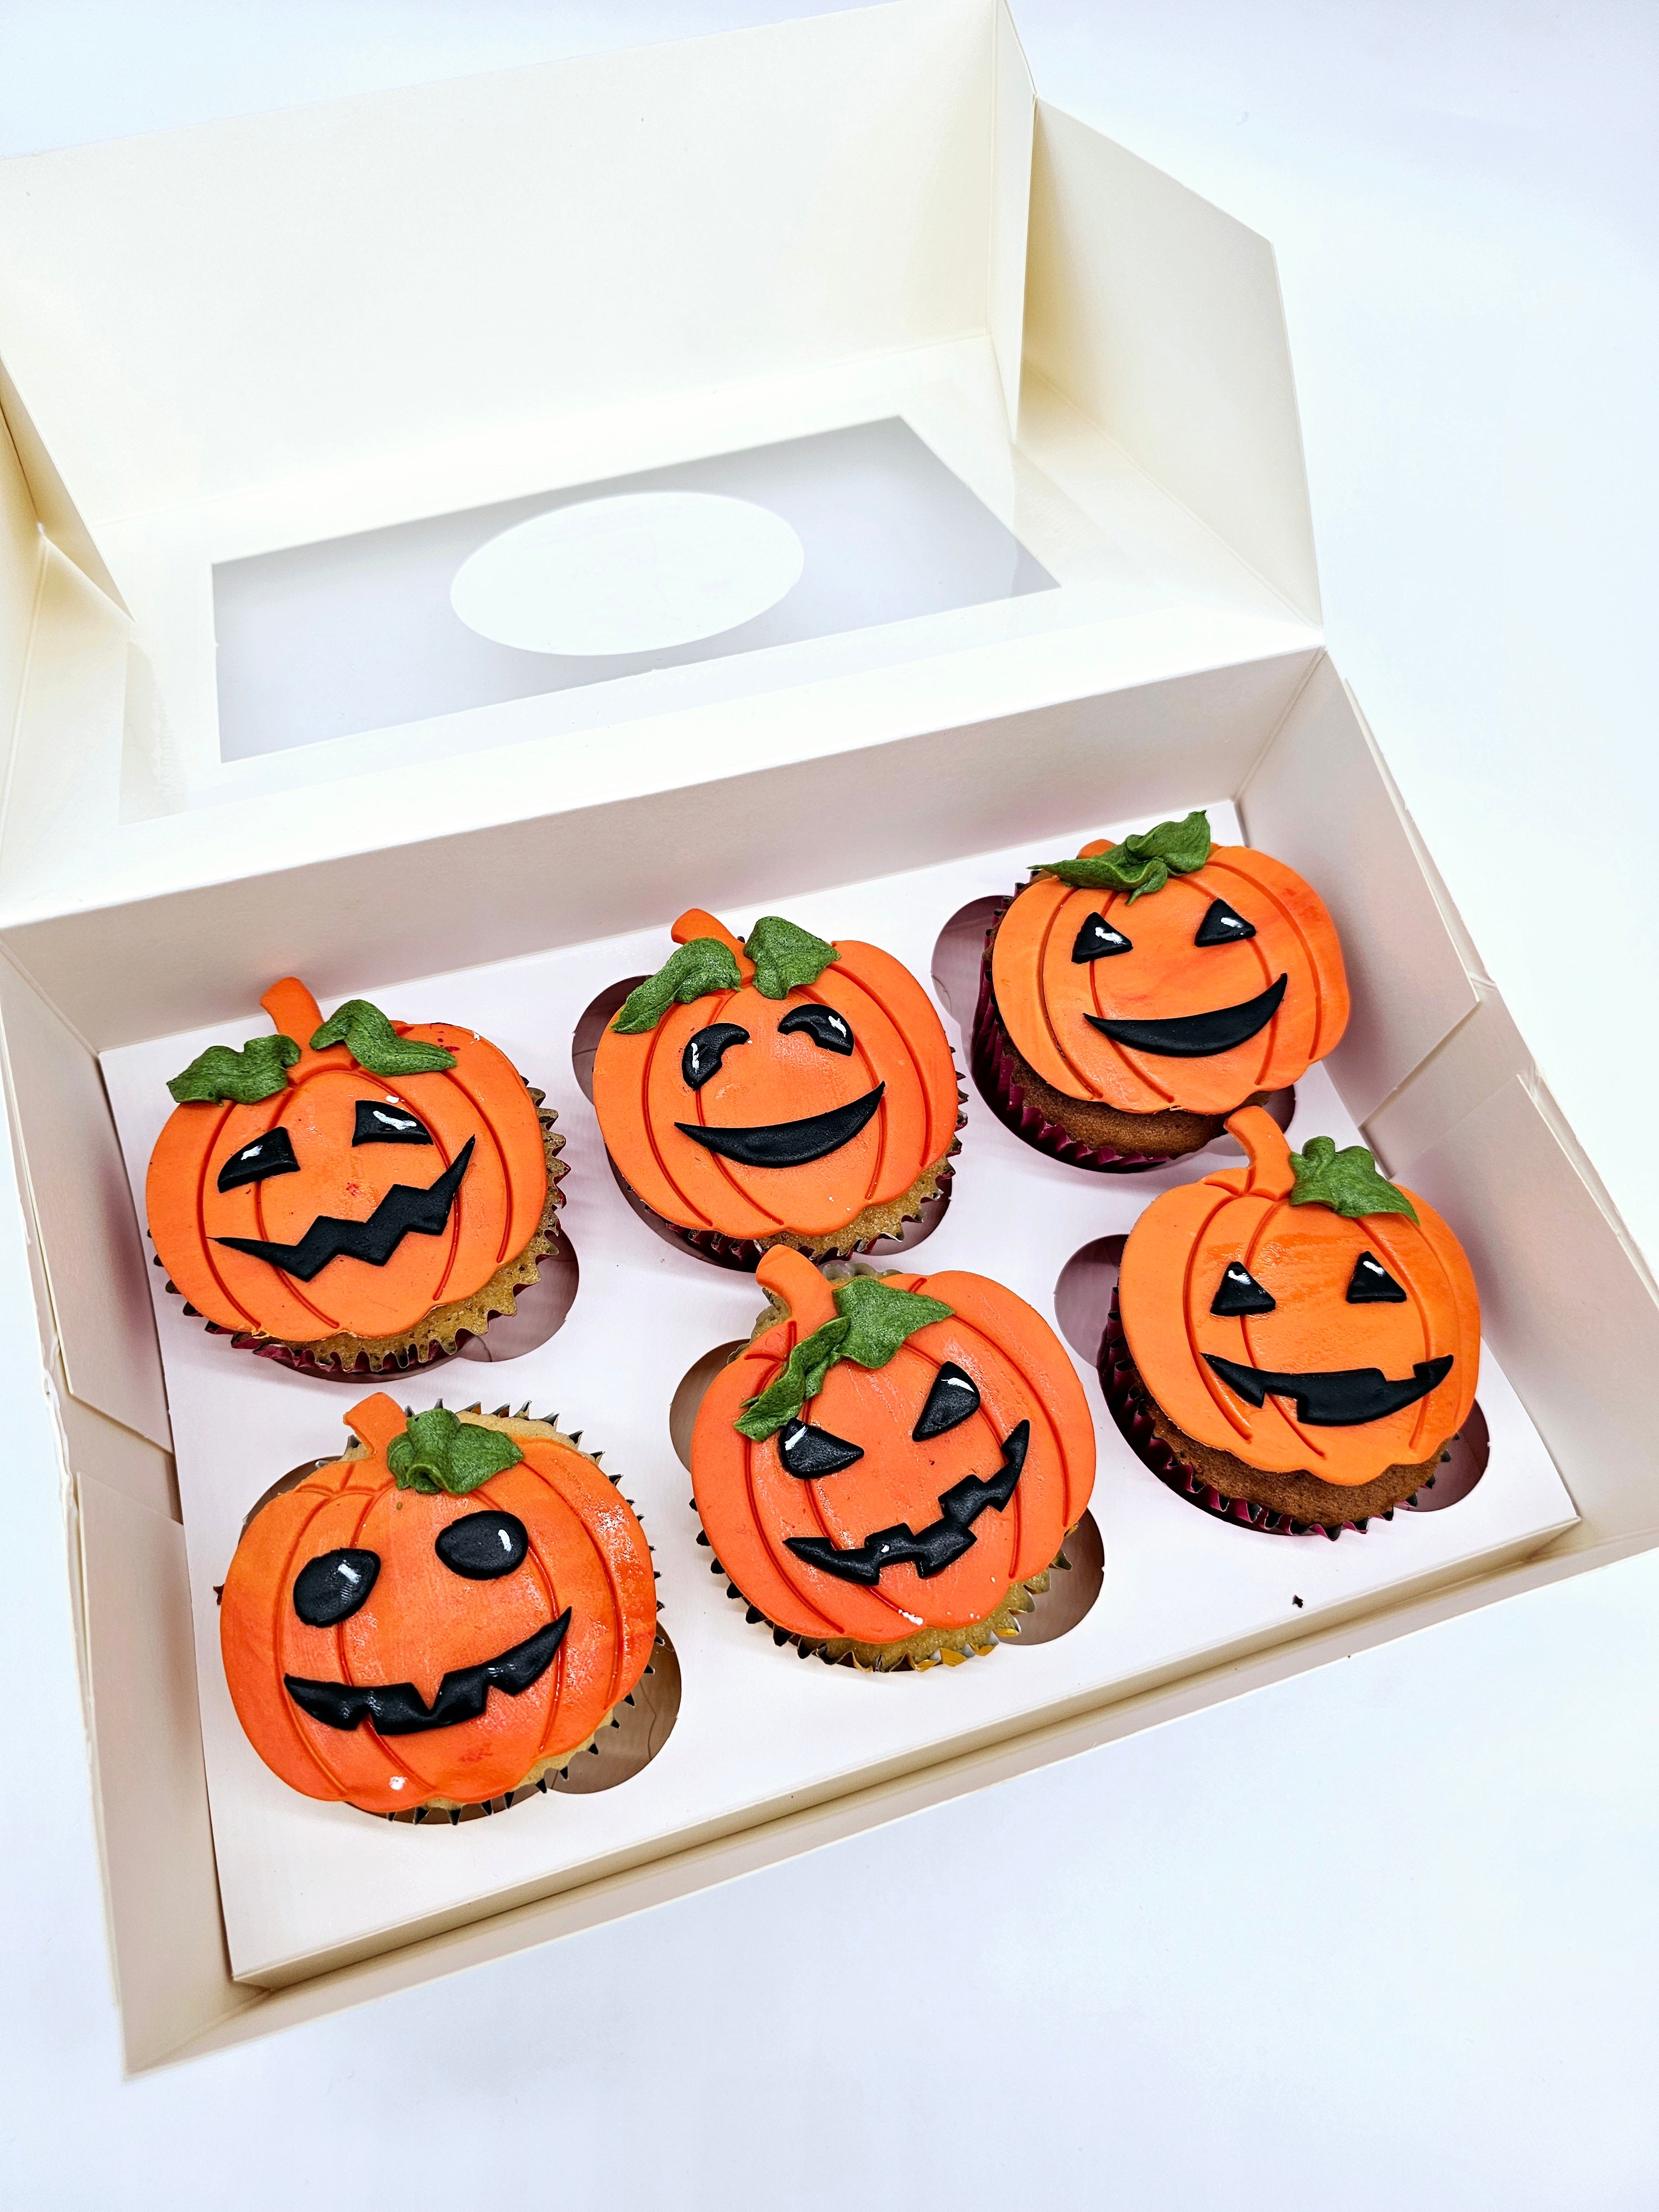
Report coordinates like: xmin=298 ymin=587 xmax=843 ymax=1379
xmin=1098 ymin=1297 xmax=1393 ymax=1540
xmin=611 ymin=1155 xmax=954 ymax=1274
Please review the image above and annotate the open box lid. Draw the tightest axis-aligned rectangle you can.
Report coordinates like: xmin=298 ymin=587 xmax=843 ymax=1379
xmin=0 ymin=0 xmax=1319 ymax=924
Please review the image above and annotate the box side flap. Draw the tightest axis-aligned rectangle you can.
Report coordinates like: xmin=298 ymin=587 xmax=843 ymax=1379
xmin=0 ymin=0 xmax=998 ymax=525
xmin=1239 ymin=656 xmax=1480 ymax=1123
xmin=78 ymin=1474 xmax=249 ymax=2070
xmin=1024 ymin=102 xmax=1320 ymax=623
xmin=0 ymin=357 xmax=127 ymax=612
xmin=989 ymin=1 xmax=1035 ymax=430
xmin=0 ymin=952 xmax=171 ymax=1448
xmin=0 ymin=400 xmax=43 ymax=808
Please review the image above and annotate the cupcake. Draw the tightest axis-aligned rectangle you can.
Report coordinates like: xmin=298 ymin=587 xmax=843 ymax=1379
xmin=973 ymin=811 xmax=1349 ymax=1168
xmin=148 ymin=977 xmax=563 ymax=1375
xmin=691 ymin=1246 xmax=1095 ymax=1668
xmin=593 ymin=909 xmax=961 ymax=1265
xmin=1103 ymin=1107 xmax=1480 ymax=1536
xmin=220 ymin=1392 xmax=658 ymax=1818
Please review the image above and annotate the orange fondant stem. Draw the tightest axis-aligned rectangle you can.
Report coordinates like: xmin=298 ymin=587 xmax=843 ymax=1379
xmin=261 ymin=975 xmax=325 ymax=1043
xmin=1077 ymin=838 xmax=1113 ymax=858
xmin=1226 ymin=1107 xmax=1296 ymax=1198
xmin=343 ymin=1392 xmax=408 ymax=1457
xmin=755 ymin=1245 xmax=840 ymax=1331
xmin=671 ymin=909 xmax=755 ymax=983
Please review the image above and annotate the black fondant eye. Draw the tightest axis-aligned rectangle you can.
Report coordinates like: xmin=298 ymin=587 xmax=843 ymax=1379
xmin=292 ymin=1547 xmax=380 ymax=1626
xmin=1347 ymin=1252 xmax=1407 ymax=1305
xmin=435 ymin=1510 xmax=529 ymax=1579
xmin=217 ymin=1125 xmax=301 ymax=1193
xmin=912 ymin=1361 xmax=980 ymax=1440
xmin=352 ymin=1100 xmax=434 ymax=1146
xmin=778 ymin=1003 xmax=856 ymax=1055
xmin=776 ymin=1419 xmax=864 ymax=1479
xmin=682 ymin=1022 xmax=750 ymax=1090
xmin=1072 ymin=912 xmax=1133 ymax=961
xmin=1194 ymin=899 xmax=1256 ymax=947
xmin=1211 ymin=1261 xmax=1277 ymax=1316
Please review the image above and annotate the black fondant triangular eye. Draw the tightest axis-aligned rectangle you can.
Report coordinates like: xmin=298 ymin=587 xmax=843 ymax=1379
xmin=778 ymin=1003 xmax=856 ymax=1056
xmin=217 ymin=1124 xmax=301 ymax=1192
xmin=1072 ymin=912 xmax=1133 ymax=962
xmin=1347 ymin=1251 xmax=1407 ymax=1305
xmin=1194 ymin=899 xmax=1256 ymax=947
xmin=912 ymin=1361 xmax=980 ymax=1440
xmin=1211 ymin=1261 xmax=1277 ymax=1316
xmin=352 ymin=1100 xmax=434 ymax=1146
xmin=682 ymin=1022 xmax=750 ymax=1090
xmin=293 ymin=1547 xmax=379 ymax=1626
xmin=776 ymin=1418 xmax=864 ymax=1479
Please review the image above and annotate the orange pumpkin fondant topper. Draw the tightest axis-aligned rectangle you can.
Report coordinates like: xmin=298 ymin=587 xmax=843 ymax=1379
xmin=977 ymin=812 xmax=1350 ymax=1167
xmin=147 ymin=978 xmax=559 ymax=1374
xmin=220 ymin=1394 xmax=657 ymax=1816
xmin=1109 ymin=1107 xmax=1480 ymax=1533
xmin=593 ymin=910 xmax=961 ymax=1261
xmin=692 ymin=1246 xmax=1095 ymax=1668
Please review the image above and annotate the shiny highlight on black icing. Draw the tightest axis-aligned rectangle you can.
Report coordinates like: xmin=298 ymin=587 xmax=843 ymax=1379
xmin=785 ymin=1421 xmax=1030 ymax=1584
xmin=435 ymin=1510 xmax=530 ymax=1579
xmin=284 ymin=1610 xmax=570 ymax=1734
xmin=214 ymin=1137 xmax=474 ymax=1279
xmin=778 ymin=1419 xmax=864 ymax=1479
xmin=291 ymin=1547 xmax=380 ymax=1627
xmin=1210 ymin=1262 xmax=1277 ymax=1317
xmin=1194 ymin=899 xmax=1256 ymax=947
xmin=1346 ymin=1252 xmax=1408 ymax=1305
xmin=911 ymin=1361 xmax=980 ymax=1439
xmin=1072 ymin=912 xmax=1133 ymax=962
xmin=352 ymin=1100 xmax=434 ymax=1146
xmin=682 ymin=1022 xmax=750 ymax=1091
xmin=778 ymin=1003 xmax=856 ymax=1055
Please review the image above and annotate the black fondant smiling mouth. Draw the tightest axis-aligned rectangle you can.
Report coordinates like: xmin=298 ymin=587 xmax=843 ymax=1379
xmin=676 ymin=1084 xmax=885 ymax=1169
xmin=216 ymin=1137 xmax=474 ymax=1280
xmin=1086 ymin=974 xmax=1287 ymax=1058
xmin=1203 ymin=1353 xmax=1454 ymax=1427
xmin=283 ymin=1610 xmax=570 ymax=1735
xmin=784 ymin=1420 xmax=1030 ymax=1585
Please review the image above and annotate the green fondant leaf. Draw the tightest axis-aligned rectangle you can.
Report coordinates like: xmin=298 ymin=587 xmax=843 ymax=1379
xmin=387 ymin=1407 xmax=524 ymax=1496
xmin=166 ymin=1034 xmax=299 ymax=1105
xmin=743 ymin=915 xmax=839 ymax=1000
xmin=612 ymin=940 xmax=744 ymax=1034
xmin=734 ymin=1276 xmax=954 ymax=1441
xmin=311 ymin=998 xmax=457 ymax=1077
xmin=1032 ymin=810 xmax=1213 ymax=902
xmin=1288 ymin=1135 xmax=1420 ymax=1224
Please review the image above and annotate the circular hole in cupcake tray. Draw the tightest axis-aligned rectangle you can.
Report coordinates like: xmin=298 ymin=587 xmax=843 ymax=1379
xmin=572 ymin=977 xmax=649 ymax=1102
xmin=1007 ymin=1509 xmax=1104 ymax=1647
xmin=368 ymin=1627 xmax=683 ymax=1827
xmin=456 ymin=1231 xmax=580 ymax=1363
xmin=670 ymin=1339 xmax=750 ymax=1474
xmin=1053 ymin=1234 xmax=1127 ymax=1367
xmin=930 ymin=894 xmax=1006 ymax=1027
xmin=1401 ymin=1400 xmax=1490 ymax=1510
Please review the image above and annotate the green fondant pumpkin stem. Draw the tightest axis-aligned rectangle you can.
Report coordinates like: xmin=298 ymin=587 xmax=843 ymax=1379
xmin=736 ymin=1275 xmax=954 ymax=1441
xmin=311 ymin=998 xmax=457 ymax=1077
xmin=1289 ymin=1136 xmax=1419 ymax=1224
xmin=742 ymin=915 xmax=838 ymax=1001
xmin=1032 ymin=810 xmax=1213 ymax=902
xmin=166 ymin=1034 xmax=300 ymax=1105
xmin=613 ymin=939 xmax=744 ymax=1035
xmin=387 ymin=1406 xmax=524 ymax=1495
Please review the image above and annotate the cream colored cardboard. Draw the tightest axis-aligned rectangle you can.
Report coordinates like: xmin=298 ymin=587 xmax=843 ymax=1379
xmin=989 ymin=1 xmax=1036 ymax=428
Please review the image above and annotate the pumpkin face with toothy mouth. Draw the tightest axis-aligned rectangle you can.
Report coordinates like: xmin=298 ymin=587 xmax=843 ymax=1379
xmin=592 ymin=910 xmax=961 ymax=1259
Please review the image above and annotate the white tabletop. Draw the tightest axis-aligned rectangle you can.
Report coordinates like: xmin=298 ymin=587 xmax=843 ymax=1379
xmin=3 ymin=6 xmax=1656 ymax=2204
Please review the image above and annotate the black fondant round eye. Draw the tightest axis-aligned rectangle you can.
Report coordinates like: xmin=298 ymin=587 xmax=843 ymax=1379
xmin=1347 ymin=1252 xmax=1407 ymax=1305
xmin=777 ymin=1419 xmax=864 ymax=1479
xmin=352 ymin=1099 xmax=434 ymax=1146
xmin=1194 ymin=899 xmax=1256 ymax=947
xmin=292 ymin=1547 xmax=380 ymax=1626
xmin=435 ymin=1510 xmax=530 ymax=1580
xmin=911 ymin=1360 xmax=980 ymax=1440
xmin=777 ymin=1003 xmax=856 ymax=1056
xmin=1072 ymin=912 xmax=1133 ymax=962
xmin=217 ymin=1124 xmax=301 ymax=1193
xmin=1211 ymin=1261 xmax=1277 ymax=1317
xmin=682 ymin=1022 xmax=750 ymax=1090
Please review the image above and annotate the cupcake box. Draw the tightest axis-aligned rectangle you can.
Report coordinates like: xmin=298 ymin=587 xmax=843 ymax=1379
xmin=0 ymin=0 xmax=1651 ymax=2068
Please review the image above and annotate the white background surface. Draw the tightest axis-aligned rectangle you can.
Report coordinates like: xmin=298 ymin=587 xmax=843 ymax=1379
xmin=3 ymin=3 xmax=1657 ymax=2204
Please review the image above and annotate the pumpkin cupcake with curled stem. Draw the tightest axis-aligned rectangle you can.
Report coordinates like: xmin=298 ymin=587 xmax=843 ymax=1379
xmin=147 ymin=977 xmax=563 ymax=1376
xmin=1103 ymin=1106 xmax=1480 ymax=1536
xmin=974 ymin=811 xmax=1349 ymax=1169
xmin=593 ymin=909 xmax=962 ymax=1265
xmin=221 ymin=1392 xmax=659 ymax=1819
xmin=691 ymin=1246 xmax=1095 ymax=1668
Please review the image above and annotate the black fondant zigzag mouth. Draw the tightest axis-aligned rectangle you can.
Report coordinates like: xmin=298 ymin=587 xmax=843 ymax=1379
xmin=784 ymin=1420 xmax=1030 ymax=1585
xmin=215 ymin=1137 xmax=474 ymax=1280
xmin=676 ymin=1084 xmax=884 ymax=1169
xmin=283 ymin=1609 xmax=570 ymax=1735
xmin=1086 ymin=974 xmax=1287 ymax=1058
xmin=1203 ymin=1353 xmax=1454 ymax=1427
